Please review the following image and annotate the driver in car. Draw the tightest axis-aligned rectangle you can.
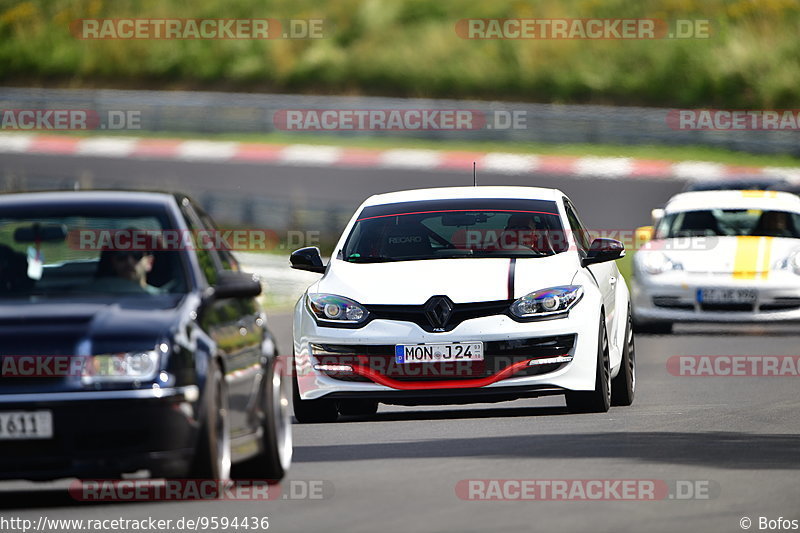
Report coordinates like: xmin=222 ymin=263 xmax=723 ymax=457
xmin=752 ymin=210 xmax=797 ymax=238
xmin=0 ymin=244 xmax=34 ymax=292
xmin=501 ymin=214 xmax=554 ymax=254
xmin=93 ymin=249 xmax=162 ymax=294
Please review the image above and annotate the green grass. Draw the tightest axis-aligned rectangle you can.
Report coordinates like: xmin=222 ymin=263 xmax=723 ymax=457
xmin=1 ymin=0 xmax=800 ymax=108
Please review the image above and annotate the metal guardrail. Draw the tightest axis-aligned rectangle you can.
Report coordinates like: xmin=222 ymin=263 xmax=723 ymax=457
xmin=1 ymin=87 xmax=798 ymax=155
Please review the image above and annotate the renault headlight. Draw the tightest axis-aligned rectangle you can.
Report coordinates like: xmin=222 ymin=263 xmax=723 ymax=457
xmin=510 ymin=285 xmax=584 ymax=319
xmin=307 ymin=294 xmax=368 ymax=325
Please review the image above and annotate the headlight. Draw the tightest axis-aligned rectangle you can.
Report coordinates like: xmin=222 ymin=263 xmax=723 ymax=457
xmin=510 ymin=285 xmax=583 ymax=319
xmin=640 ymin=252 xmax=683 ymax=275
xmin=775 ymin=251 xmax=800 ymax=275
xmin=307 ymin=294 xmax=368 ymax=325
xmin=81 ymin=350 xmax=160 ymax=384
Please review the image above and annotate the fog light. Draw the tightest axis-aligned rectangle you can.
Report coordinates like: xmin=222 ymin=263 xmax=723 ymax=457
xmin=314 ymin=364 xmax=354 ymax=372
xmin=527 ymin=355 xmax=573 ymax=366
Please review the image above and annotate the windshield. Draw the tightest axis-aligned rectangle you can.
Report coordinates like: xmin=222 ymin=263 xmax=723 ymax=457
xmin=0 ymin=213 xmax=189 ymax=300
xmin=656 ymin=209 xmax=800 ymax=239
xmin=342 ymin=199 xmax=566 ymax=263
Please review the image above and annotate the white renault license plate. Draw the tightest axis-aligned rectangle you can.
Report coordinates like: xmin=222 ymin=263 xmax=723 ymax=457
xmin=395 ymin=343 xmax=483 ymax=364
xmin=698 ymin=288 xmax=757 ymax=304
xmin=0 ymin=411 xmax=53 ymax=440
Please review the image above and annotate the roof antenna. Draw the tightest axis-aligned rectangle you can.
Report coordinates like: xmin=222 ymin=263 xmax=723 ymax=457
xmin=473 ymin=161 xmax=477 ymax=186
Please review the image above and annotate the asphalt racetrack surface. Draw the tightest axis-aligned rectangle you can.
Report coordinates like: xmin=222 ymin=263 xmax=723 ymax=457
xmin=0 ymin=153 xmax=798 ymax=533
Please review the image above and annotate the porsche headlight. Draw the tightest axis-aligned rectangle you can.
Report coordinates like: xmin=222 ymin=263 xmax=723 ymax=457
xmin=641 ymin=252 xmax=683 ymax=275
xmin=775 ymin=251 xmax=800 ymax=275
xmin=510 ymin=285 xmax=584 ymax=319
xmin=307 ymin=294 xmax=368 ymax=324
xmin=81 ymin=350 xmax=160 ymax=384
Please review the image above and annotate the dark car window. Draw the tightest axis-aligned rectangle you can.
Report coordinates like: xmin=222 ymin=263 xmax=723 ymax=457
xmin=180 ymin=203 xmax=221 ymax=286
xmin=197 ymin=211 xmax=240 ymax=272
xmin=0 ymin=213 xmax=189 ymax=299
xmin=657 ymin=209 xmax=800 ymax=239
xmin=342 ymin=198 xmax=565 ymax=263
xmin=563 ymin=199 xmax=592 ymax=254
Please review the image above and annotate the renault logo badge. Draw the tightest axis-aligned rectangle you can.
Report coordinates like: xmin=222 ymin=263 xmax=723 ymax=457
xmin=424 ymin=295 xmax=454 ymax=330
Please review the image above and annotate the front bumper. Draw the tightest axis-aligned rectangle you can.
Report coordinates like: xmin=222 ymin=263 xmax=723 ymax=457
xmin=0 ymin=386 xmax=199 ymax=481
xmin=632 ymin=271 xmax=800 ymax=323
xmin=293 ymin=296 xmax=602 ymax=401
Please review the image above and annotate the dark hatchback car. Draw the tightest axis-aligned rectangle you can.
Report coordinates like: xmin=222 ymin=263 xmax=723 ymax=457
xmin=0 ymin=191 xmax=291 ymax=481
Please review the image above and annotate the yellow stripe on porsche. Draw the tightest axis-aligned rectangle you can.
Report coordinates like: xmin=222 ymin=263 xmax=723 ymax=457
xmin=741 ymin=190 xmax=778 ymax=199
xmin=733 ymin=236 xmax=773 ymax=279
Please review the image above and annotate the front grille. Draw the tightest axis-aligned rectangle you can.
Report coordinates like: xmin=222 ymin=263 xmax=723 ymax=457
xmin=0 ymin=319 xmax=89 ymax=386
xmin=365 ymin=299 xmax=512 ymax=332
xmin=759 ymin=297 xmax=800 ymax=311
xmin=700 ymin=302 xmax=755 ymax=312
xmin=311 ymin=334 xmax=575 ymax=383
xmin=0 ymin=334 xmax=84 ymax=357
xmin=652 ymin=296 xmax=694 ymax=310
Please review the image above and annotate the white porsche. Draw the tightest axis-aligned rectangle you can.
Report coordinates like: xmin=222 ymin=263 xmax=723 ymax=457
xmin=632 ymin=190 xmax=800 ymax=333
xmin=290 ymin=186 xmax=634 ymax=422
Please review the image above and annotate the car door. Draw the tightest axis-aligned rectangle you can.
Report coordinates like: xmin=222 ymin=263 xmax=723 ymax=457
xmin=563 ymin=198 xmax=618 ymax=337
xmin=182 ymin=202 xmax=264 ymax=442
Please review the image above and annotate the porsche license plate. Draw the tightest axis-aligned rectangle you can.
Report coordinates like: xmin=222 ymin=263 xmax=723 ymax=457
xmin=395 ymin=343 xmax=483 ymax=364
xmin=698 ymin=288 xmax=757 ymax=304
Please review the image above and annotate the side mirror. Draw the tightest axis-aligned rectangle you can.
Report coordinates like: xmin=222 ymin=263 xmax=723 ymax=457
xmin=290 ymin=247 xmax=326 ymax=274
xmin=582 ymin=238 xmax=625 ymax=267
xmin=212 ymin=270 xmax=262 ymax=299
xmin=635 ymin=226 xmax=654 ymax=249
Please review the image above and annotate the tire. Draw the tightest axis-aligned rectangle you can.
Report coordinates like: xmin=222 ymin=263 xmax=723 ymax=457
xmin=240 ymin=356 xmax=293 ymax=482
xmin=566 ymin=315 xmax=611 ymax=414
xmin=632 ymin=319 xmax=672 ymax=334
xmin=338 ymin=399 xmax=379 ymax=417
xmin=611 ymin=307 xmax=636 ymax=406
xmin=292 ymin=356 xmax=339 ymax=423
xmin=189 ymin=361 xmax=231 ymax=481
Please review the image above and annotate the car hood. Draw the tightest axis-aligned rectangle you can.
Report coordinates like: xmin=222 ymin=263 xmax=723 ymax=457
xmin=641 ymin=236 xmax=800 ymax=275
xmin=0 ymin=294 xmax=189 ymax=355
xmin=315 ymin=254 xmax=578 ymax=304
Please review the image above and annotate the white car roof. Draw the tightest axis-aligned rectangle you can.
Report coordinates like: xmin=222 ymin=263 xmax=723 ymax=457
xmin=664 ymin=190 xmax=800 ymax=214
xmin=362 ymin=186 xmax=564 ymax=207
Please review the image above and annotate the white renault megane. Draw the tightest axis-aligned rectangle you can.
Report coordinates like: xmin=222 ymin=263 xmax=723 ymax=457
xmin=290 ymin=186 xmax=634 ymax=422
